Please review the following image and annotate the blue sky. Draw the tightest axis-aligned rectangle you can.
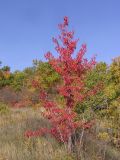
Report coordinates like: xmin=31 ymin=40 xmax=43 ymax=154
xmin=0 ymin=0 xmax=120 ymax=71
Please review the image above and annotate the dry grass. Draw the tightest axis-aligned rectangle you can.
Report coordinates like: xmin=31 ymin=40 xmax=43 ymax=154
xmin=0 ymin=108 xmax=74 ymax=160
xmin=0 ymin=108 xmax=119 ymax=160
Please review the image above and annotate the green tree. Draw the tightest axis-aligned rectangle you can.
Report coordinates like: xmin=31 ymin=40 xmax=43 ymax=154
xmin=34 ymin=61 xmax=60 ymax=91
xmin=104 ymin=58 xmax=120 ymax=135
xmin=75 ymin=62 xmax=109 ymax=114
xmin=0 ymin=65 xmax=13 ymax=88
xmin=1 ymin=66 xmax=10 ymax=72
xmin=11 ymin=71 xmax=25 ymax=91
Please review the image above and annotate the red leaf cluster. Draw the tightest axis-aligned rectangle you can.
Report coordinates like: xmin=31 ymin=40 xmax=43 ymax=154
xmin=25 ymin=17 xmax=100 ymax=144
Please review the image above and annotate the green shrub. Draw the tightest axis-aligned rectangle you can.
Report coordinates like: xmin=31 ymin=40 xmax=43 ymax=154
xmin=0 ymin=102 xmax=9 ymax=114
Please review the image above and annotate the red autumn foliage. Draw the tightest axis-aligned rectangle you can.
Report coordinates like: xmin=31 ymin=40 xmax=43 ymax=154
xmin=13 ymin=100 xmax=31 ymax=108
xmin=25 ymin=17 xmax=100 ymax=144
xmin=32 ymin=80 xmax=40 ymax=88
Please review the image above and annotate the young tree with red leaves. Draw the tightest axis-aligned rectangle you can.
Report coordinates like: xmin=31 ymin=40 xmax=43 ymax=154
xmin=25 ymin=17 xmax=101 ymax=152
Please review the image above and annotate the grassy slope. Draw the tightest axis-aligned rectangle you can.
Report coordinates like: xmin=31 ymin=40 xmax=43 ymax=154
xmin=0 ymin=108 xmax=119 ymax=160
xmin=0 ymin=108 xmax=73 ymax=160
